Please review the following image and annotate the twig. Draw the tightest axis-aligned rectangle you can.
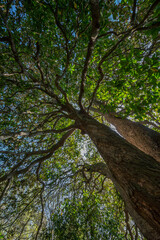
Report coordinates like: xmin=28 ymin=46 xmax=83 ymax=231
xmin=0 ymin=179 xmax=11 ymax=202
xmin=35 ymin=163 xmax=45 ymax=240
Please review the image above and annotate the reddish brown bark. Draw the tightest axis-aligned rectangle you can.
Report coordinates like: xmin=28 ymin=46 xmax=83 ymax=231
xmin=77 ymin=113 xmax=160 ymax=240
xmin=105 ymin=113 xmax=160 ymax=162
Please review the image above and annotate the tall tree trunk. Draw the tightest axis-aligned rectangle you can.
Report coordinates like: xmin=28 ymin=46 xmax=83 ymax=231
xmin=105 ymin=113 xmax=160 ymax=162
xmin=77 ymin=113 xmax=160 ymax=240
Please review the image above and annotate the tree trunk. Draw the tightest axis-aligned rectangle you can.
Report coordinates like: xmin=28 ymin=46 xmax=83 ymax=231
xmin=77 ymin=113 xmax=160 ymax=240
xmin=105 ymin=113 xmax=160 ymax=162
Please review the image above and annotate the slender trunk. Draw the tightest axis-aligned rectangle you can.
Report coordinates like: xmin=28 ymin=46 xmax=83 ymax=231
xmin=105 ymin=113 xmax=160 ymax=162
xmin=77 ymin=113 xmax=160 ymax=240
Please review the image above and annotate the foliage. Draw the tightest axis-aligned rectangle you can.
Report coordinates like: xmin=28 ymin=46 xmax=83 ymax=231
xmin=43 ymin=191 xmax=125 ymax=240
xmin=0 ymin=0 xmax=159 ymax=239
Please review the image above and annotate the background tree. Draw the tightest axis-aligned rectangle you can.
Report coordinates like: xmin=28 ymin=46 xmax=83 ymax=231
xmin=0 ymin=0 xmax=160 ymax=239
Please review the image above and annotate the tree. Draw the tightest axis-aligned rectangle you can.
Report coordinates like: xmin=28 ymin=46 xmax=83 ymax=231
xmin=0 ymin=0 xmax=160 ymax=239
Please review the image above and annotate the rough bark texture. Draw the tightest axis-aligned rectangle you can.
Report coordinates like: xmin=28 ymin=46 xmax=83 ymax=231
xmin=105 ymin=113 xmax=160 ymax=162
xmin=77 ymin=113 xmax=160 ymax=240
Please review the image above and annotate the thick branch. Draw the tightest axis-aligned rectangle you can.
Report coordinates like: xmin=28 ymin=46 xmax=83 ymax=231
xmin=131 ymin=0 xmax=137 ymax=25
xmin=104 ymin=113 xmax=160 ymax=163
xmin=78 ymin=0 xmax=100 ymax=110
xmin=85 ymin=162 xmax=111 ymax=178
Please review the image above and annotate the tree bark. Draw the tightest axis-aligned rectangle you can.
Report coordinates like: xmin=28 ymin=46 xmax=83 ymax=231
xmin=105 ymin=113 xmax=160 ymax=163
xmin=77 ymin=113 xmax=160 ymax=240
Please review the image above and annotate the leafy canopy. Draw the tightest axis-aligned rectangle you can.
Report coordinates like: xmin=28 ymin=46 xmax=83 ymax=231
xmin=0 ymin=0 xmax=160 ymax=239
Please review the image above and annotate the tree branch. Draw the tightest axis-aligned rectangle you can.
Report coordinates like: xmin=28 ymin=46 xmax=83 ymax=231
xmin=0 ymin=179 xmax=11 ymax=202
xmin=78 ymin=0 xmax=100 ymax=110
xmin=98 ymin=31 xmax=118 ymax=39
xmin=0 ymin=123 xmax=76 ymax=140
xmin=35 ymin=163 xmax=45 ymax=240
xmin=0 ymin=129 xmax=75 ymax=182
xmin=136 ymin=21 xmax=160 ymax=31
xmin=131 ymin=0 xmax=137 ymax=25
xmin=138 ymin=0 xmax=160 ymax=26
xmin=84 ymin=162 xmax=111 ymax=178
xmin=98 ymin=32 xmax=130 ymax=67
xmin=97 ymin=0 xmax=160 ymax=68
